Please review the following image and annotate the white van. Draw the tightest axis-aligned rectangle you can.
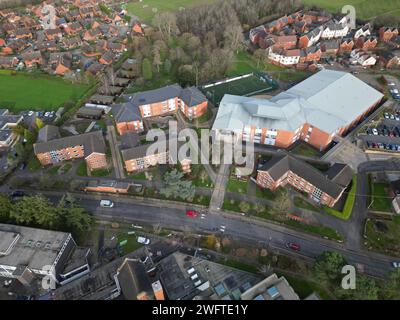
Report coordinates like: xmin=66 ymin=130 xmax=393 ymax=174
xmin=100 ymin=200 xmax=114 ymax=208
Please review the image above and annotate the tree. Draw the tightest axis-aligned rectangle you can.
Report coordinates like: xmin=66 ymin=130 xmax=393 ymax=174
xmin=152 ymin=12 xmax=180 ymax=39
xmin=164 ymin=58 xmax=172 ymax=73
xmin=160 ymin=169 xmax=195 ymax=200
xmin=239 ymin=201 xmax=251 ymax=213
xmin=177 ymin=64 xmax=195 ymax=86
xmin=313 ymin=251 xmax=347 ymax=287
xmin=24 ymin=129 xmax=36 ymax=145
xmin=223 ymin=24 xmax=244 ymax=53
xmin=335 ymin=274 xmax=378 ymax=300
xmin=382 ymin=269 xmax=400 ymax=299
xmin=142 ymin=58 xmax=153 ymax=80
xmin=254 ymin=48 xmax=267 ymax=67
xmin=153 ymin=48 xmax=162 ymax=73
xmin=35 ymin=117 xmax=45 ymax=130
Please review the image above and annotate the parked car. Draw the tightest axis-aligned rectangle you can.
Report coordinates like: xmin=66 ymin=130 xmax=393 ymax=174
xmin=10 ymin=190 xmax=25 ymax=199
xmin=100 ymin=199 xmax=114 ymax=208
xmin=372 ymin=128 xmax=378 ymax=135
xmin=286 ymin=242 xmax=301 ymax=251
xmin=384 ymin=112 xmax=390 ymax=119
xmin=186 ymin=210 xmax=198 ymax=218
xmin=137 ymin=236 xmax=150 ymax=245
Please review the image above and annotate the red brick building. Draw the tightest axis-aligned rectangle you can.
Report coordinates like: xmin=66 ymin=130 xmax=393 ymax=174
xmin=113 ymin=85 xmax=208 ymax=136
xmin=256 ymin=154 xmax=353 ymax=207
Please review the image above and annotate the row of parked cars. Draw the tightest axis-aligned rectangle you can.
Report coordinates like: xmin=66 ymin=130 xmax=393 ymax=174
xmin=388 ymin=82 xmax=400 ymax=100
xmin=366 ymin=124 xmax=400 ymax=137
xmin=366 ymin=141 xmax=400 ymax=151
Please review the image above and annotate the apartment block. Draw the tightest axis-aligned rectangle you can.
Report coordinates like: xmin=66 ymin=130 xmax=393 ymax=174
xmin=33 ymin=127 xmax=107 ymax=171
xmin=256 ymin=154 xmax=353 ymax=207
xmin=113 ymin=85 xmax=208 ymax=136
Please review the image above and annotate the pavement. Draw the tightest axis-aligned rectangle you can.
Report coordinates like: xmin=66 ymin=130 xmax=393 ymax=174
xmin=106 ymin=125 xmax=125 ymax=179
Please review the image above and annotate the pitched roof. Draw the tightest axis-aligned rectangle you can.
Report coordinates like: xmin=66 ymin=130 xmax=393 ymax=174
xmin=213 ymin=70 xmax=384 ymax=134
xmin=259 ymin=154 xmax=351 ymax=198
xmin=37 ymin=125 xmax=60 ymax=142
xmin=34 ymin=130 xmax=106 ymax=156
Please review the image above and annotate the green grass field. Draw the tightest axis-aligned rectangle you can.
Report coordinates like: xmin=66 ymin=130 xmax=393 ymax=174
xmin=125 ymin=0 xmax=217 ymax=23
xmin=202 ymin=72 xmax=276 ymax=105
xmin=370 ymin=182 xmax=393 ymax=212
xmin=302 ymin=0 xmax=400 ymax=19
xmin=0 ymin=71 xmax=90 ymax=111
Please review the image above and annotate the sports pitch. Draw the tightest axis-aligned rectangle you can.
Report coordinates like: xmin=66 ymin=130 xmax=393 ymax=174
xmin=201 ymin=73 xmax=278 ymax=106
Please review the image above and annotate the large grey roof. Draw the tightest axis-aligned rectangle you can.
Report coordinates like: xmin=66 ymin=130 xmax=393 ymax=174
xmin=0 ymin=223 xmax=71 ymax=271
xmin=212 ymin=70 xmax=383 ymax=134
xmin=259 ymin=154 xmax=352 ymax=198
xmin=34 ymin=130 xmax=106 ymax=156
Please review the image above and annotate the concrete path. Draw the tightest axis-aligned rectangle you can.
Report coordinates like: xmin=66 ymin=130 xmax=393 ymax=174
xmin=106 ymin=125 xmax=125 ymax=179
xmin=209 ymin=163 xmax=231 ymax=212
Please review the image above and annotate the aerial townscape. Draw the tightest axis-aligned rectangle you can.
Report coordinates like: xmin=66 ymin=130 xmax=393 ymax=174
xmin=1 ymin=0 xmax=400 ymax=306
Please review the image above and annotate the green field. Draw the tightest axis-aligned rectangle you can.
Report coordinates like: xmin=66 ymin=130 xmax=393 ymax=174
xmin=125 ymin=0 xmax=217 ymax=23
xmin=370 ymin=182 xmax=393 ymax=212
xmin=302 ymin=0 xmax=400 ymax=19
xmin=0 ymin=71 xmax=90 ymax=111
xmin=202 ymin=72 xmax=277 ymax=106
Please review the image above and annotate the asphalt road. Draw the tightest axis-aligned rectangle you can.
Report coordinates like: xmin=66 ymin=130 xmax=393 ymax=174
xmin=40 ymin=191 xmax=397 ymax=279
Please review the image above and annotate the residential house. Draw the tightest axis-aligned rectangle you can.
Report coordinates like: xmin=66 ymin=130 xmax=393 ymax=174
xmin=61 ymin=36 xmax=82 ymax=49
xmin=15 ymin=27 xmax=32 ymax=40
xmin=321 ymin=21 xmax=349 ymax=39
xmin=355 ymin=36 xmax=378 ymax=50
xmin=0 ymin=113 xmax=23 ymax=147
xmin=21 ymin=51 xmax=43 ymax=68
xmin=350 ymin=49 xmax=377 ymax=66
xmin=379 ymin=27 xmax=399 ymax=42
xmin=298 ymin=26 xmax=323 ymax=48
xmin=354 ymin=24 xmax=371 ymax=39
xmin=339 ymin=38 xmax=354 ymax=52
xmin=379 ymin=50 xmax=400 ymax=69
xmin=44 ymin=28 xmax=63 ymax=41
xmin=268 ymin=47 xmax=301 ymax=66
xmin=256 ymin=154 xmax=353 ymax=207
xmin=0 ymin=56 xmax=18 ymax=68
xmin=33 ymin=128 xmax=107 ymax=171
xmin=321 ymin=39 xmax=340 ymax=56
xmin=55 ymin=53 xmax=73 ymax=75
xmin=99 ymin=51 xmax=114 ymax=65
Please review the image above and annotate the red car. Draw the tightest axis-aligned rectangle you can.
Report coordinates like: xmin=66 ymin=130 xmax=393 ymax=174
xmin=286 ymin=242 xmax=301 ymax=251
xmin=186 ymin=210 xmax=198 ymax=218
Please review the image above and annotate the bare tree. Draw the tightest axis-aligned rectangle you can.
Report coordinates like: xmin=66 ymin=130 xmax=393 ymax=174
xmin=152 ymin=12 xmax=180 ymax=39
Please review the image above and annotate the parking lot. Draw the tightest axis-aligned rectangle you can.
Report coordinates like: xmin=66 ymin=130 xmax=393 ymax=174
xmin=21 ymin=110 xmax=57 ymax=126
xmin=361 ymin=110 xmax=400 ymax=153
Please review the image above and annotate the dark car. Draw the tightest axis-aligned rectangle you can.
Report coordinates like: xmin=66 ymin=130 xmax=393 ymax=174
xmin=11 ymin=191 xmax=25 ymax=199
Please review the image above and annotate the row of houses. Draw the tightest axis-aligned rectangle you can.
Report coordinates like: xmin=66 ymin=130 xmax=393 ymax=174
xmin=250 ymin=10 xmax=400 ymax=69
xmin=0 ymin=0 xmax=143 ymax=76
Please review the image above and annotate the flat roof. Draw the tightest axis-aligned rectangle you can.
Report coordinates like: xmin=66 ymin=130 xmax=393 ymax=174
xmin=0 ymin=224 xmax=71 ymax=271
xmin=213 ymin=70 xmax=384 ymax=134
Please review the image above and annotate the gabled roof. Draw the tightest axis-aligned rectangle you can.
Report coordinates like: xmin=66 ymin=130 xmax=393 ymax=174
xmin=259 ymin=154 xmax=352 ymax=198
xmin=37 ymin=125 xmax=60 ymax=142
xmin=34 ymin=130 xmax=106 ymax=156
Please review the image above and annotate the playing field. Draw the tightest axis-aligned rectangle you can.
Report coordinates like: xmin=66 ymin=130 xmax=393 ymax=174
xmin=125 ymin=0 xmax=217 ymax=22
xmin=302 ymin=0 xmax=400 ymax=19
xmin=0 ymin=71 xmax=90 ymax=111
xmin=202 ymin=73 xmax=278 ymax=106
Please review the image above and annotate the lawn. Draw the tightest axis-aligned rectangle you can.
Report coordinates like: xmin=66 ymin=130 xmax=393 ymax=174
xmin=290 ymin=143 xmax=321 ymax=158
xmin=125 ymin=0 xmax=218 ymax=23
xmin=91 ymin=168 xmax=111 ymax=177
xmin=27 ymin=157 xmax=41 ymax=172
xmin=47 ymin=165 xmax=60 ymax=175
xmin=324 ymin=175 xmax=357 ymax=220
xmin=129 ymin=171 xmax=147 ymax=180
xmin=294 ymin=197 xmax=320 ymax=212
xmin=364 ymin=217 xmax=400 ymax=256
xmin=0 ymin=70 xmax=90 ymax=111
xmin=76 ymin=161 xmax=88 ymax=177
xmin=116 ymin=233 xmax=143 ymax=255
xmin=217 ymin=258 xmax=259 ymax=274
xmin=302 ymin=0 xmax=400 ymax=20
xmin=255 ymin=186 xmax=281 ymax=200
xmin=370 ymin=182 xmax=393 ymax=212
xmin=227 ymin=51 xmax=284 ymax=77
xmin=226 ymin=178 xmax=248 ymax=194
xmin=189 ymin=164 xmax=214 ymax=188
